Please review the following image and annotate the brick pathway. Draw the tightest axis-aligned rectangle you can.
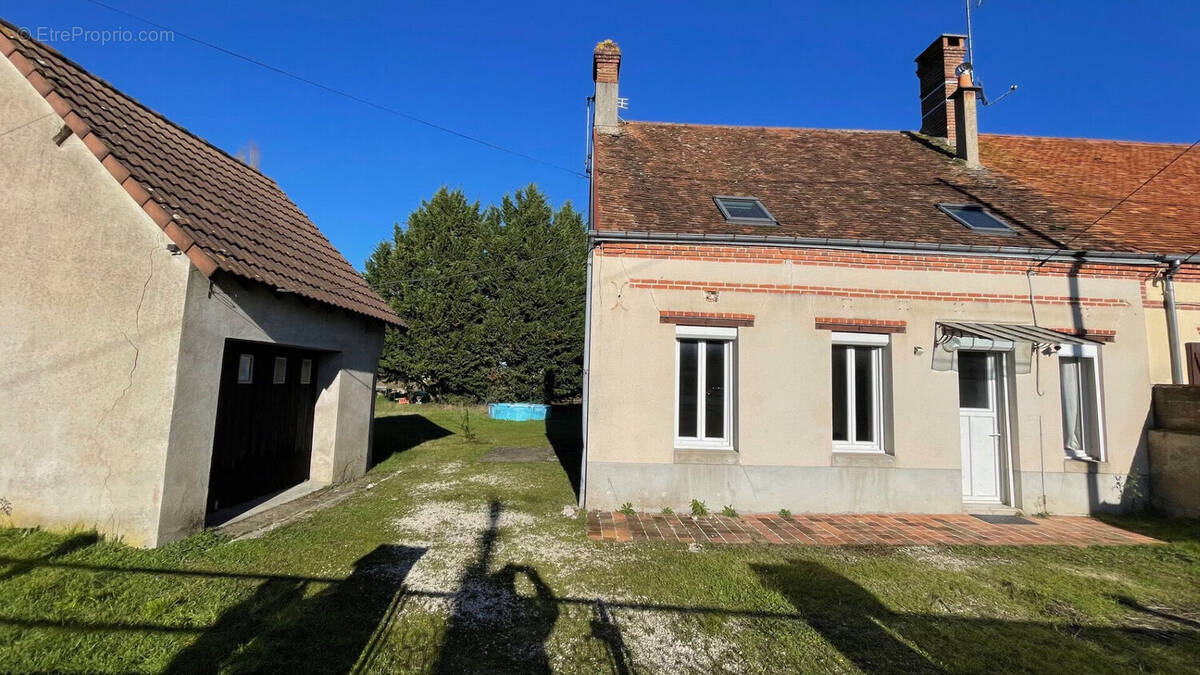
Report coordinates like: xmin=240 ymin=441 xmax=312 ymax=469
xmin=586 ymin=512 xmax=1160 ymax=547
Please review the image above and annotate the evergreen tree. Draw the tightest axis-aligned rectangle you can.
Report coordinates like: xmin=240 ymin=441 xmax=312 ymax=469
xmin=365 ymin=185 xmax=586 ymax=402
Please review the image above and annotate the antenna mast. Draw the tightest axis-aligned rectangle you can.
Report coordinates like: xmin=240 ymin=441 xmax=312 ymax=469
xmin=964 ymin=0 xmax=976 ymax=68
xmin=963 ymin=0 xmax=1018 ymax=106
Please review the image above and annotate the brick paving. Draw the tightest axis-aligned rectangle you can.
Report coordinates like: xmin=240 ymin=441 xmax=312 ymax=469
xmin=586 ymin=512 xmax=1160 ymax=547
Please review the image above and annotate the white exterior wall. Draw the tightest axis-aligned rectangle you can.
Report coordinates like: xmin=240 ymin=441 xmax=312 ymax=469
xmin=585 ymin=247 xmax=1152 ymax=515
xmin=158 ymin=272 xmax=385 ymax=544
xmin=0 ymin=57 xmax=387 ymax=546
xmin=0 ymin=58 xmax=192 ymax=546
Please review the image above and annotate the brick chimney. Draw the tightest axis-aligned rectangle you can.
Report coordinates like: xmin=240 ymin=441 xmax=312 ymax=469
xmin=915 ymin=34 xmax=967 ymax=139
xmin=593 ymin=39 xmax=621 ymax=135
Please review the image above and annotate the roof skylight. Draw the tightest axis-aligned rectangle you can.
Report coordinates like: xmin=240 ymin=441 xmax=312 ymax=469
xmin=936 ymin=203 xmax=1016 ymax=235
xmin=714 ymin=196 xmax=776 ymax=225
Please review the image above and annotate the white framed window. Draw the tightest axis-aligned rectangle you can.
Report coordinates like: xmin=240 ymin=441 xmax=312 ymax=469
xmin=273 ymin=356 xmax=287 ymax=384
xmin=674 ymin=325 xmax=736 ymax=450
xmin=832 ymin=332 xmax=888 ymax=452
xmin=237 ymin=354 xmax=254 ymax=384
xmin=300 ymin=359 xmax=313 ymax=385
xmin=1058 ymin=344 xmax=1105 ymax=461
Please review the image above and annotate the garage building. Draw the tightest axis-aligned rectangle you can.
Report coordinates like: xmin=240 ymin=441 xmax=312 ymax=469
xmin=0 ymin=22 xmax=401 ymax=546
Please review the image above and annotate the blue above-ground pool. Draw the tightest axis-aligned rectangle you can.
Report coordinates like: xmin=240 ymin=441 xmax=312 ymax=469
xmin=488 ymin=402 xmax=550 ymax=421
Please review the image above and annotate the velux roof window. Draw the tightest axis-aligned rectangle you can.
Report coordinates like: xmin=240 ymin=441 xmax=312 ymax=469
xmin=937 ymin=203 xmax=1016 ymax=235
xmin=714 ymin=196 xmax=776 ymax=225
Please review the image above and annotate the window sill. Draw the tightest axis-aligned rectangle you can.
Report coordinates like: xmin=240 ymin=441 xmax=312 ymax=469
xmin=674 ymin=448 xmax=739 ymax=465
xmin=831 ymin=451 xmax=895 ymax=468
xmin=1063 ymin=455 xmax=1107 ymax=472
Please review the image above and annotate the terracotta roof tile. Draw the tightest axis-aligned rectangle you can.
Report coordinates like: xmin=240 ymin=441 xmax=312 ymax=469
xmin=1 ymin=19 xmax=400 ymax=325
xmin=594 ymin=121 xmax=1199 ymax=257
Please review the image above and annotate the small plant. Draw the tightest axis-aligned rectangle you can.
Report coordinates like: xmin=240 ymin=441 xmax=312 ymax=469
xmin=0 ymin=497 xmax=11 ymax=517
xmin=459 ymin=404 xmax=478 ymax=443
xmin=661 ymin=507 xmax=674 ymax=515
xmin=1114 ymin=472 xmax=1145 ymax=511
xmin=721 ymin=505 xmax=738 ymax=518
xmin=618 ymin=502 xmax=636 ymax=516
xmin=778 ymin=508 xmax=792 ymax=520
xmin=690 ymin=499 xmax=708 ymax=517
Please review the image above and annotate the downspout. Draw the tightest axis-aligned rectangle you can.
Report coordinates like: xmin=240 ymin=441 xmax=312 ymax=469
xmin=1163 ymin=260 xmax=1184 ymax=384
xmin=580 ymin=238 xmax=594 ymax=509
xmin=579 ymin=94 xmax=596 ymax=510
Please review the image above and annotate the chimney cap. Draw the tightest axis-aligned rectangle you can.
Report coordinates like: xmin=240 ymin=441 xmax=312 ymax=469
xmin=594 ymin=39 xmax=621 ymax=55
xmin=593 ymin=39 xmax=622 ymax=84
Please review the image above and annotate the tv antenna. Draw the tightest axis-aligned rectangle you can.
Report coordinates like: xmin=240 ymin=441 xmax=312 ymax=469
xmin=964 ymin=0 xmax=1018 ymax=106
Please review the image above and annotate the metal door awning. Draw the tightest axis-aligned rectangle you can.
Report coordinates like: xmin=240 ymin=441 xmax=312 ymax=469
xmin=938 ymin=322 xmax=1101 ymax=348
xmin=933 ymin=322 xmax=1100 ymax=373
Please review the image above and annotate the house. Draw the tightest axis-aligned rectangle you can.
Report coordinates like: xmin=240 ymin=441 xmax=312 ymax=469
xmin=581 ymin=36 xmax=1200 ymax=516
xmin=0 ymin=21 xmax=401 ymax=546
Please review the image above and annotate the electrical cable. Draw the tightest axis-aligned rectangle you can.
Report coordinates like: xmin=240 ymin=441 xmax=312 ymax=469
xmin=81 ymin=0 xmax=588 ymax=179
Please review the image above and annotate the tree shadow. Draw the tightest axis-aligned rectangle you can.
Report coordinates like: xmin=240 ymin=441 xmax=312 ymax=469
xmin=432 ymin=501 xmax=561 ymax=674
xmin=371 ymin=413 xmax=454 ymax=467
xmin=546 ymin=404 xmax=582 ymax=499
xmin=164 ymin=544 xmax=425 ymax=674
xmin=754 ymin=560 xmax=1200 ymax=674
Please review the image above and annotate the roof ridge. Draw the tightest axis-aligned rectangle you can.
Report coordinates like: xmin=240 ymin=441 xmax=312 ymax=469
xmin=623 ymin=119 xmax=903 ymax=134
xmin=0 ymin=18 xmax=282 ymax=186
xmin=979 ymin=132 xmax=1193 ymax=148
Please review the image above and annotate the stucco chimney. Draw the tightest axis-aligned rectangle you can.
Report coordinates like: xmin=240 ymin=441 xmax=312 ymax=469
xmin=951 ymin=69 xmax=981 ymax=168
xmin=593 ymin=39 xmax=622 ymax=134
xmin=914 ymin=34 xmax=967 ymax=139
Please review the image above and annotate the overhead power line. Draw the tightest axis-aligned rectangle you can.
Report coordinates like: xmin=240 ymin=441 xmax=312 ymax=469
xmin=82 ymin=0 xmax=588 ymax=178
xmin=1032 ymin=137 xmax=1199 ymax=268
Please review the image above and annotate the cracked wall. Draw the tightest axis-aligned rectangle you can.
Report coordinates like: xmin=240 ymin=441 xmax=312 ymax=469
xmin=0 ymin=57 xmax=193 ymax=546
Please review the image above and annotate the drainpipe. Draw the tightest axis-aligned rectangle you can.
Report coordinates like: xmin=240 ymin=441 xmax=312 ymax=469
xmin=1163 ymin=260 xmax=1184 ymax=384
xmin=579 ymin=237 xmax=594 ymax=509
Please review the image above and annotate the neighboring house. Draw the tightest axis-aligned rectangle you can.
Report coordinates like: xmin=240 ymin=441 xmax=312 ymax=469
xmin=582 ymin=36 xmax=1199 ymax=516
xmin=0 ymin=21 xmax=401 ymax=546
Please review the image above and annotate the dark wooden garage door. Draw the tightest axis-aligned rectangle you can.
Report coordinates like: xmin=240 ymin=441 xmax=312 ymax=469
xmin=207 ymin=340 xmax=320 ymax=513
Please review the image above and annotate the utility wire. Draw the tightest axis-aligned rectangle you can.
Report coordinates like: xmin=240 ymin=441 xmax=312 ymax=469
xmin=303 ymin=247 xmax=579 ymax=298
xmin=1031 ymin=138 xmax=1199 ymax=267
xmin=82 ymin=0 xmax=588 ymax=179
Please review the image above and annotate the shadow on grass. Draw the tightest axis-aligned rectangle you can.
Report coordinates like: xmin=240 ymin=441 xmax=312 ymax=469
xmin=433 ymin=501 xmax=560 ymax=673
xmin=0 ymin=531 xmax=98 ymax=582
xmin=3 ymin=506 xmax=1197 ymax=672
xmin=1091 ymin=514 xmax=1200 ymax=544
xmin=546 ymin=405 xmax=582 ymax=500
xmin=754 ymin=560 xmax=1200 ymax=674
xmin=371 ymin=413 xmax=454 ymax=468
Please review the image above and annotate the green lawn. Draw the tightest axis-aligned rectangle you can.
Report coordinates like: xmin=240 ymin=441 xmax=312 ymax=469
xmin=1 ymin=401 xmax=1198 ymax=673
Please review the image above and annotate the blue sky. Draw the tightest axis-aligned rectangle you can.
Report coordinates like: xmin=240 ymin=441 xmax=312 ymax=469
xmin=5 ymin=1 xmax=1197 ymax=268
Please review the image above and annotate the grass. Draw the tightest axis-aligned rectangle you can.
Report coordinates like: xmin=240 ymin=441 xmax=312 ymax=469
xmin=0 ymin=400 xmax=1196 ymax=673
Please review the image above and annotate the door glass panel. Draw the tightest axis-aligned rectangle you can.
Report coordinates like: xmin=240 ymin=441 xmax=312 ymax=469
xmin=678 ymin=340 xmax=698 ymax=437
xmin=832 ymin=346 xmax=848 ymax=441
xmin=854 ymin=347 xmax=875 ymax=443
xmin=705 ymin=341 xmax=725 ymax=439
xmin=237 ymin=354 xmax=253 ymax=384
xmin=958 ymin=352 xmax=990 ymax=409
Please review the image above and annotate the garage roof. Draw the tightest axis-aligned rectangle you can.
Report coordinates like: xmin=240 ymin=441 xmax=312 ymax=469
xmin=0 ymin=19 xmax=401 ymax=325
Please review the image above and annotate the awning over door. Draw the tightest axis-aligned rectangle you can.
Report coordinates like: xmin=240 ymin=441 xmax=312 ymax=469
xmin=934 ymin=322 xmax=1100 ymax=373
xmin=939 ymin=322 xmax=1100 ymax=348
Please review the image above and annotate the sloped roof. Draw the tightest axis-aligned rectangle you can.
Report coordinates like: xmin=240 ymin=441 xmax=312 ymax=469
xmin=0 ymin=20 xmax=400 ymax=324
xmin=593 ymin=120 xmax=1199 ymax=257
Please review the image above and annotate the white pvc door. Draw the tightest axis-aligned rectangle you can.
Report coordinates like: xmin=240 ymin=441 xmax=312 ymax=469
xmin=958 ymin=352 xmax=1002 ymax=503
